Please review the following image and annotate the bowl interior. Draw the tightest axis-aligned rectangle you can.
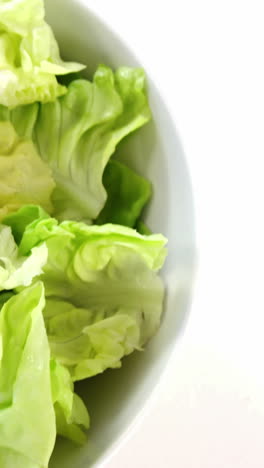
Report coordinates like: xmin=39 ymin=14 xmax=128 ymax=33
xmin=45 ymin=1 xmax=195 ymax=466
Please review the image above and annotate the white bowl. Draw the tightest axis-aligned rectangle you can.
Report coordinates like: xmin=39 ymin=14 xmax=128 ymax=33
xmin=45 ymin=1 xmax=196 ymax=466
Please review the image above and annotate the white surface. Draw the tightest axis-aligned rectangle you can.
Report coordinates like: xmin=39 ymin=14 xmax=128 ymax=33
xmin=88 ymin=1 xmax=264 ymax=467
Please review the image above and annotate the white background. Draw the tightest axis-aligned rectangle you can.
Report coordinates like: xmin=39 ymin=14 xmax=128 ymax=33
xmin=90 ymin=2 xmax=264 ymax=467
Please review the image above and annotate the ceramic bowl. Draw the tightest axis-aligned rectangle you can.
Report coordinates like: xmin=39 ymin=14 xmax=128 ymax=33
xmin=46 ymin=1 xmax=196 ymax=466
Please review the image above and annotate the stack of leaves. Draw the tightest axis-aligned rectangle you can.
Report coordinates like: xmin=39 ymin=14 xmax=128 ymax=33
xmin=0 ymin=0 xmax=167 ymax=467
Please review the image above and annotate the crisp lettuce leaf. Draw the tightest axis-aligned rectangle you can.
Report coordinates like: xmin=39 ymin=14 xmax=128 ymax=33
xmin=0 ymin=0 xmax=85 ymax=107
xmin=3 ymin=205 xmax=63 ymax=256
xmin=0 ymin=224 xmax=47 ymax=291
xmin=3 ymin=205 xmax=50 ymax=245
xmin=0 ymin=291 xmax=14 ymax=310
xmin=0 ymin=102 xmax=39 ymax=140
xmin=0 ymin=283 xmax=56 ymax=467
xmin=50 ymin=359 xmax=89 ymax=444
xmin=35 ymin=66 xmax=151 ymax=222
xmin=0 ymin=66 xmax=151 ymax=223
xmin=45 ymin=299 xmax=141 ymax=381
xmin=6 ymin=207 xmax=167 ymax=381
xmin=0 ymin=122 xmax=55 ymax=220
xmin=96 ymin=159 xmax=152 ymax=227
